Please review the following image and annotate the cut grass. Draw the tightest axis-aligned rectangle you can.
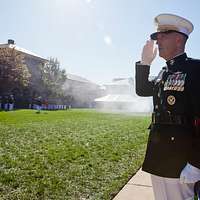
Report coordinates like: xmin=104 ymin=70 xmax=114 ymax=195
xmin=0 ymin=109 xmax=150 ymax=200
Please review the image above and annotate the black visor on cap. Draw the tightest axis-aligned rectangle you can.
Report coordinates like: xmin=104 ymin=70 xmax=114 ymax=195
xmin=150 ymin=30 xmax=188 ymax=40
xmin=150 ymin=32 xmax=158 ymax=40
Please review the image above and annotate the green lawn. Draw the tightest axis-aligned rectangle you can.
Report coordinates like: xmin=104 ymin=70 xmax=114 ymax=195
xmin=0 ymin=109 xmax=150 ymax=200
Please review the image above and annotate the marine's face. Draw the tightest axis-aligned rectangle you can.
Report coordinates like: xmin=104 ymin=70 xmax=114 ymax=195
xmin=156 ymin=31 xmax=178 ymax=61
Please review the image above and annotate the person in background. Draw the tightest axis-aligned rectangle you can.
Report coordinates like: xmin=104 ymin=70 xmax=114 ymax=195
xmin=135 ymin=13 xmax=200 ymax=199
xmin=35 ymin=96 xmax=42 ymax=113
xmin=8 ymin=94 xmax=15 ymax=111
xmin=0 ymin=96 xmax=2 ymax=110
xmin=3 ymin=95 xmax=9 ymax=111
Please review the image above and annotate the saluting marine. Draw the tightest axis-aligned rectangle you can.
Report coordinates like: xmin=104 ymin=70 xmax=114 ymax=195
xmin=135 ymin=13 xmax=200 ymax=200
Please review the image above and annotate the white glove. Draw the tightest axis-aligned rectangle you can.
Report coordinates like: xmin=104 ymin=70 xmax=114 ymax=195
xmin=180 ymin=163 xmax=200 ymax=184
xmin=141 ymin=40 xmax=157 ymax=65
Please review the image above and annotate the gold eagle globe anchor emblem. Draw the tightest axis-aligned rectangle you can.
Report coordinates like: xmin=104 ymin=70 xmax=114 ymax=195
xmin=167 ymin=95 xmax=176 ymax=105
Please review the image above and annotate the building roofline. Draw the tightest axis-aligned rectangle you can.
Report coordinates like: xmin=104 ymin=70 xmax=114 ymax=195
xmin=66 ymin=73 xmax=100 ymax=86
xmin=0 ymin=43 xmax=48 ymax=62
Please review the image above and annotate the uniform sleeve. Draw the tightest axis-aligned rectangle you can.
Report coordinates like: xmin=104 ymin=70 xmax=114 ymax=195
xmin=135 ymin=61 xmax=154 ymax=97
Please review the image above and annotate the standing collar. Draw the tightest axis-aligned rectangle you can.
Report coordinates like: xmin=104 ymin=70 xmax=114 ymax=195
xmin=166 ymin=53 xmax=188 ymax=72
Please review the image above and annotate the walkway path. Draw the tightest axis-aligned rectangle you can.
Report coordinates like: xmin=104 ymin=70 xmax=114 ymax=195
xmin=113 ymin=169 xmax=154 ymax=200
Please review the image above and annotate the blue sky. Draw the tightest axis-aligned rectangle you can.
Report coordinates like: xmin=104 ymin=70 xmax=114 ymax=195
xmin=1 ymin=0 xmax=200 ymax=84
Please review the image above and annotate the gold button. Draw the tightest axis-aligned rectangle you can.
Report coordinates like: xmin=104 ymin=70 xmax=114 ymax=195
xmin=155 ymin=105 xmax=158 ymax=109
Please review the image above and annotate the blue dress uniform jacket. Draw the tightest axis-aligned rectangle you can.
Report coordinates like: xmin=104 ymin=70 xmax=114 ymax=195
xmin=135 ymin=53 xmax=200 ymax=178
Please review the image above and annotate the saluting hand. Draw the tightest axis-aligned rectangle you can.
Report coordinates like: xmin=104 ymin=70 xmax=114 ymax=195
xmin=141 ymin=40 xmax=157 ymax=66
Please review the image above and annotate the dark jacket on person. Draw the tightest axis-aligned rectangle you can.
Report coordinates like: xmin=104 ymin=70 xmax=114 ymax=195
xmin=135 ymin=53 xmax=200 ymax=178
xmin=8 ymin=95 xmax=14 ymax=104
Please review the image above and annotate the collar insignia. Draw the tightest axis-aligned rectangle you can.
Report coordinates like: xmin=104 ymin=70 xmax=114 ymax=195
xmin=169 ymin=59 xmax=175 ymax=65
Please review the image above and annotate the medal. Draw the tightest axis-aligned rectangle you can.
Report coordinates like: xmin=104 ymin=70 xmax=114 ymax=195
xmin=164 ymin=72 xmax=186 ymax=91
xmin=167 ymin=95 xmax=176 ymax=105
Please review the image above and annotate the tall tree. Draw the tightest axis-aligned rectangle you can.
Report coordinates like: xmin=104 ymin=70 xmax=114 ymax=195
xmin=0 ymin=47 xmax=31 ymax=94
xmin=40 ymin=57 xmax=67 ymax=99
